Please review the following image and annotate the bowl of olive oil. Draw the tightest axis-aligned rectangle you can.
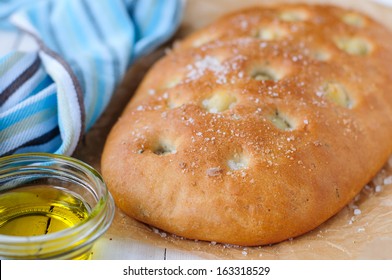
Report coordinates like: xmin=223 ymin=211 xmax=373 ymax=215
xmin=0 ymin=153 xmax=115 ymax=260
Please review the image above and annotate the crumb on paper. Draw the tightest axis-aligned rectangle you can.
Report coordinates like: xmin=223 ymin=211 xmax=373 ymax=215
xmin=357 ymin=227 xmax=365 ymax=233
xmin=354 ymin=209 xmax=362 ymax=216
xmin=383 ymin=176 xmax=392 ymax=185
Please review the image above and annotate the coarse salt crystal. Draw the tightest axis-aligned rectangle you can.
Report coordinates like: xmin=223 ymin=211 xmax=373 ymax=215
xmin=228 ymin=160 xmax=247 ymax=170
xmin=375 ymin=185 xmax=382 ymax=193
xmin=207 ymin=167 xmax=223 ymax=177
xmin=242 ymin=251 xmax=248 ymax=256
xmin=354 ymin=209 xmax=361 ymax=215
xmin=383 ymin=176 xmax=392 ymax=185
xmin=240 ymin=20 xmax=248 ymax=29
xmin=260 ymin=42 xmax=268 ymax=48
xmin=291 ymin=25 xmax=299 ymax=32
xmin=186 ymin=55 xmax=230 ymax=84
xmin=357 ymin=227 xmax=365 ymax=233
xmin=316 ymin=90 xmax=323 ymax=97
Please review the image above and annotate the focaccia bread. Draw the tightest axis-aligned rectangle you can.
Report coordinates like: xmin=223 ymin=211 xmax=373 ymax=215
xmin=102 ymin=4 xmax=392 ymax=246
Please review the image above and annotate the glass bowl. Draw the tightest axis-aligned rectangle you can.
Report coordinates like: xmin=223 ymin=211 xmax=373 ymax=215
xmin=0 ymin=153 xmax=115 ymax=259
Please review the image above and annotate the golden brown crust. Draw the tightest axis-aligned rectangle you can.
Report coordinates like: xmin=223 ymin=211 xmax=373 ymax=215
xmin=102 ymin=4 xmax=392 ymax=245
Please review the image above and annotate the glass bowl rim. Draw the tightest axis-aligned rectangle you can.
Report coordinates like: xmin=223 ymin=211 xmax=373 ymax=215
xmin=0 ymin=152 xmax=115 ymax=246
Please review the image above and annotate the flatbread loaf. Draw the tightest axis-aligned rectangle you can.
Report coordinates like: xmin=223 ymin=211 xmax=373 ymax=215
xmin=102 ymin=4 xmax=392 ymax=246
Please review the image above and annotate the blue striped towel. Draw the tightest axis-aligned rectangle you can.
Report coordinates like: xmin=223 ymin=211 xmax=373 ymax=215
xmin=0 ymin=0 xmax=183 ymax=156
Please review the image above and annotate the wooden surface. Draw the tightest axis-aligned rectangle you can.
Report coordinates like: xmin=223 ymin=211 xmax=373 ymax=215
xmin=1 ymin=0 xmax=392 ymax=260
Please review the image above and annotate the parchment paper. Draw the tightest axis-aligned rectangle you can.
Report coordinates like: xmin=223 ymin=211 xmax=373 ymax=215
xmin=73 ymin=0 xmax=392 ymax=259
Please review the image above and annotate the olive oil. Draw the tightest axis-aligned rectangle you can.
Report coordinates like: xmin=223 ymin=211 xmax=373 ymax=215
xmin=0 ymin=185 xmax=90 ymax=237
xmin=0 ymin=153 xmax=114 ymax=260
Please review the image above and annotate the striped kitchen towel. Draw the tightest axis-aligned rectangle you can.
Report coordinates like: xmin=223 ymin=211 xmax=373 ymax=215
xmin=0 ymin=0 xmax=183 ymax=156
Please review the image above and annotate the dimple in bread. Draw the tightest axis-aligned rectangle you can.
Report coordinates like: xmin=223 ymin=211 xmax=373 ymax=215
xmin=102 ymin=4 xmax=392 ymax=246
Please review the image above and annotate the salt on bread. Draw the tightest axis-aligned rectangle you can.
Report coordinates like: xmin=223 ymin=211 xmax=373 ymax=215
xmin=102 ymin=4 xmax=392 ymax=246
